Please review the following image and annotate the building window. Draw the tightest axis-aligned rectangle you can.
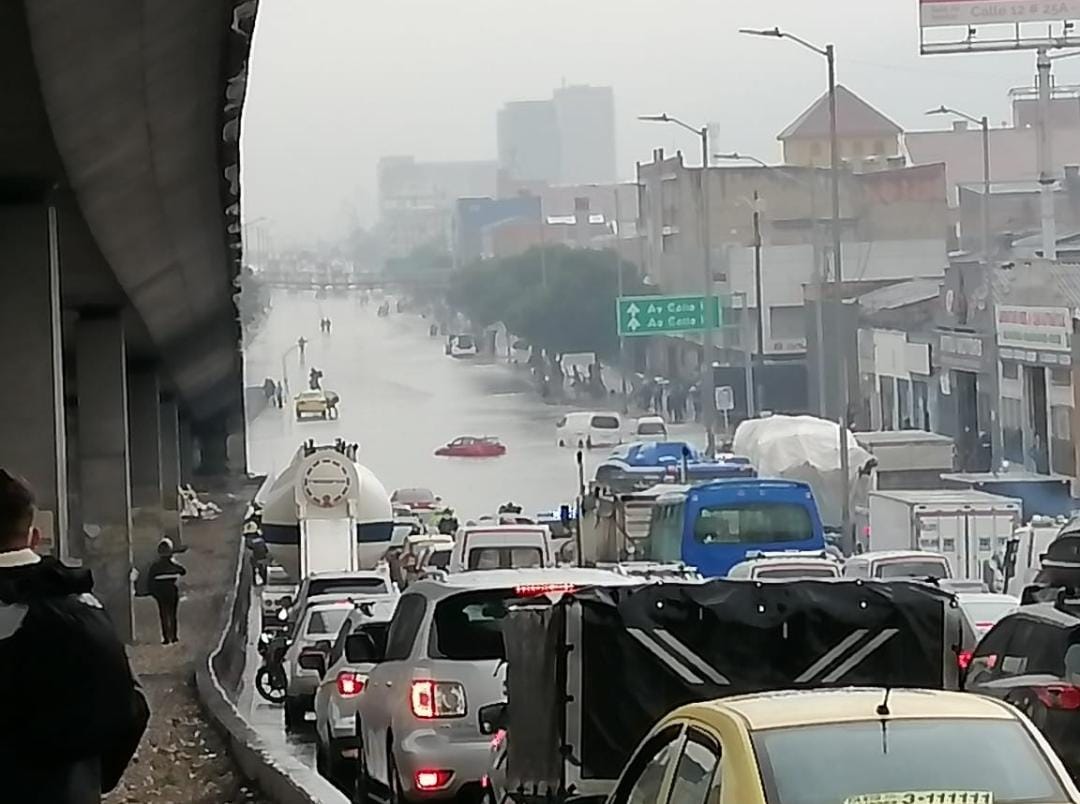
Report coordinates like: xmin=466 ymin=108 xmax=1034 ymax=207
xmin=1001 ymin=361 xmax=1019 ymax=380
xmin=1050 ymin=367 xmax=1071 ymax=386
xmin=1052 ymin=405 xmax=1072 ymax=441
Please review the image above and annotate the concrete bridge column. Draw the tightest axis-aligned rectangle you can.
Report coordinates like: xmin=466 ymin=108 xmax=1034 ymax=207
xmin=76 ymin=311 xmax=133 ymax=642
xmin=127 ymin=367 xmax=162 ymax=571
xmin=159 ymin=396 xmax=181 ymax=543
xmin=179 ymin=416 xmax=195 ymax=483
xmin=0 ymin=204 xmax=68 ymax=557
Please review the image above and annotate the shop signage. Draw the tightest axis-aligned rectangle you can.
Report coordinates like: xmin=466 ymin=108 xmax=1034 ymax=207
xmin=995 ymin=305 xmax=1071 ymax=352
xmin=939 ymin=333 xmax=983 ymax=359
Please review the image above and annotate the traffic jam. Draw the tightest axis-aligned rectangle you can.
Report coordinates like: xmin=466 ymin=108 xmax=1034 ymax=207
xmin=242 ymin=412 xmax=1080 ymax=804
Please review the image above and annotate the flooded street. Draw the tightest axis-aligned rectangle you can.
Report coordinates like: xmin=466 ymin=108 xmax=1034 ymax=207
xmin=244 ymin=289 xmax=702 ymax=518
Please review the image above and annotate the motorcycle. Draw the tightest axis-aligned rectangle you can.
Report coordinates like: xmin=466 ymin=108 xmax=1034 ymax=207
xmin=255 ymin=626 xmax=290 ymax=704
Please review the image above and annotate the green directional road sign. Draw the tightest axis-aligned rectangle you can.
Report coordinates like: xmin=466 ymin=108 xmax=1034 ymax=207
xmin=616 ymin=294 xmax=722 ymax=336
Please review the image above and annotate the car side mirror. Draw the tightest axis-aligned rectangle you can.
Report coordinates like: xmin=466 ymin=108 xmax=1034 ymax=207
xmin=479 ymin=702 xmax=507 ymax=735
xmin=1065 ymin=645 xmax=1080 ymax=683
xmin=298 ymin=648 xmax=327 ymax=678
xmin=345 ymin=632 xmax=383 ymax=664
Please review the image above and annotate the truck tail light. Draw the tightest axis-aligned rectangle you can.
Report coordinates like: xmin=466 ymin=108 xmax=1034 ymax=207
xmin=415 ymin=769 xmax=453 ymax=791
xmin=957 ymin=650 xmax=973 ymax=670
xmin=337 ymin=671 xmax=365 ymax=697
xmin=410 ymin=680 xmax=466 ymax=718
xmin=1034 ymin=684 xmax=1080 ymax=710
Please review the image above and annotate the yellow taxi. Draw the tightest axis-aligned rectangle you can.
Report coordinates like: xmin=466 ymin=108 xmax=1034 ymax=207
xmin=606 ymin=688 xmax=1080 ymax=804
xmin=294 ymin=390 xmax=329 ymax=420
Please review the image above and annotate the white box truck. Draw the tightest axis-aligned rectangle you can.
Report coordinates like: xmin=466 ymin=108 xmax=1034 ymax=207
xmin=867 ymin=489 xmax=1022 ymax=581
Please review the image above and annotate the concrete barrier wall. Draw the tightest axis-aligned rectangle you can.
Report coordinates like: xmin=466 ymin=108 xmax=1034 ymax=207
xmin=194 ymin=535 xmax=343 ymax=804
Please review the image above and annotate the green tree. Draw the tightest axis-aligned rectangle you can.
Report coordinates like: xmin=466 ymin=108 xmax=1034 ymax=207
xmin=446 ymin=246 xmax=646 ymax=359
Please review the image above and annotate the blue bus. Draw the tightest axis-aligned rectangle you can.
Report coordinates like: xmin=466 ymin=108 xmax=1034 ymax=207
xmin=641 ymin=478 xmax=826 ymax=577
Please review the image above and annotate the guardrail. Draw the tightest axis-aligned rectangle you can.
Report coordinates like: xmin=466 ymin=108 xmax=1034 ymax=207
xmin=195 ymin=536 xmax=344 ymax=804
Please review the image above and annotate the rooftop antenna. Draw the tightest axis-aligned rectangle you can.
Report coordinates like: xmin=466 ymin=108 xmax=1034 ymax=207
xmin=877 ymin=686 xmax=891 ymax=755
xmin=876 ymin=686 xmax=892 ymax=717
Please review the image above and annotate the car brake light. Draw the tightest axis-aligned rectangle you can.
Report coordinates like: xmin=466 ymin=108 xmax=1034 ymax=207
xmin=410 ymin=680 xmax=466 ymax=718
xmin=1034 ymin=684 xmax=1080 ymax=710
xmin=514 ymin=583 xmax=577 ymax=597
xmin=337 ymin=671 xmax=365 ymax=697
xmin=957 ymin=650 xmax=973 ymax=670
xmin=415 ymin=769 xmax=454 ymax=791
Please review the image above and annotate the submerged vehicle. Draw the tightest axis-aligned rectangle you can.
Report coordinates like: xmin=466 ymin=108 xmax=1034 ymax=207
xmin=434 ymin=436 xmax=506 ymax=458
xmin=594 ymin=441 xmax=755 ymax=493
xmin=255 ymin=440 xmax=394 ymax=581
xmin=640 ymin=478 xmax=826 ymax=577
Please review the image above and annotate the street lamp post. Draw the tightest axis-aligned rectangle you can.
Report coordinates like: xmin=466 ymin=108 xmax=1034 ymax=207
xmin=639 ymin=114 xmax=717 ymax=454
xmin=926 ymin=104 xmax=998 ymax=469
xmin=740 ymin=27 xmax=852 ymax=550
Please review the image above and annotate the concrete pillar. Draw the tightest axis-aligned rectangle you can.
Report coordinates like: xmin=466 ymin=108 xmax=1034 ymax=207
xmin=159 ymin=397 xmax=181 ymax=543
xmin=76 ymin=312 xmax=133 ymax=642
xmin=0 ymin=205 xmax=68 ymax=557
xmin=127 ymin=368 xmax=162 ymax=570
xmin=179 ymin=416 xmax=195 ymax=484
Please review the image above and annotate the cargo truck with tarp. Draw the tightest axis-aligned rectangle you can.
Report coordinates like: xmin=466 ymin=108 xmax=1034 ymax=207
xmin=490 ymin=579 xmax=970 ymax=804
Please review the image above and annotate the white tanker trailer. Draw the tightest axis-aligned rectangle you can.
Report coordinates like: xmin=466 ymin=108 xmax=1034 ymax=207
xmin=256 ymin=439 xmax=394 ymax=581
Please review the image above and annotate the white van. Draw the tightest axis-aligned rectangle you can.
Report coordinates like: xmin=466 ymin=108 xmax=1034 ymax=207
xmin=448 ymin=524 xmax=554 ymax=572
xmin=555 ymin=411 xmax=623 ymax=449
xmin=842 ymin=550 xmax=953 ymax=580
xmin=632 ymin=415 xmax=668 ymax=442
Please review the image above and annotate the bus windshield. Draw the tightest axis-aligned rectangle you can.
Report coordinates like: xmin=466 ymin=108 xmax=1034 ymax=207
xmin=693 ymin=502 xmax=813 ymax=545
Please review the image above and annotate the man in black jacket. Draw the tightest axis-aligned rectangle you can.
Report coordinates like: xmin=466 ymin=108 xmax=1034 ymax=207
xmin=0 ymin=469 xmax=149 ymax=803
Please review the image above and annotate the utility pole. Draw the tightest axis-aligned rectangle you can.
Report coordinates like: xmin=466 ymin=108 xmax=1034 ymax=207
xmin=1037 ymin=48 xmax=1058 ymax=260
xmin=613 ymin=183 xmax=628 ymax=413
xmin=752 ymin=191 xmax=764 ymax=416
xmin=824 ymin=42 xmax=852 ymax=550
xmin=700 ymin=126 xmax=718 ymax=456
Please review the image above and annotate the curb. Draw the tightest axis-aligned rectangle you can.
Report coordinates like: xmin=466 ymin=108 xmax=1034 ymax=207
xmin=193 ymin=531 xmax=344 ymax=804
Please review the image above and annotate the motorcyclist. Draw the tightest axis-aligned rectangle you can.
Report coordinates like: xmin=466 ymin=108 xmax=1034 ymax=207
xmin=308 ymin=367 xmax=323 ymax=390
xmin=246 ymin=527 xmax=270 ymax=585
xmin=0 ymin=469 xmax=149 ymax=802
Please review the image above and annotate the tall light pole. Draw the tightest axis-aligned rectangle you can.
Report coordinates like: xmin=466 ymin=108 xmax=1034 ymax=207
xmin=639 ymin=114 xmax=717 ymax=454
xmin=926 ymin=104 xmax=999 ymax=471
xmin=927 ymin=106 xmax=990 ymax=269
xmin=740 ymin=27 xmax=852 ymax=550
xmin=612 ymin=183 xmax=629 ymax=413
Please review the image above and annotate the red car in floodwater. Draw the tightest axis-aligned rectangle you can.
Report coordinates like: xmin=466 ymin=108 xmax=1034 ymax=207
xmin=434 ymin=436 xmax=506 ymax=458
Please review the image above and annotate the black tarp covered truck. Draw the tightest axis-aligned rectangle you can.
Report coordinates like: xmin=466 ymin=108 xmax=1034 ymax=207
xmin=498 ymin=579 xmax=967 ymax=804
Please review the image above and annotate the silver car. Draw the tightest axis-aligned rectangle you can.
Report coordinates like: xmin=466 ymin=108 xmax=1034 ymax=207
xmin=283 ymin=600 xmax=354 ymax=731
xmin=313 ymin=604 xmax=394 ymax=788
xmin=355 ymin=568 xmax=638 ymax=802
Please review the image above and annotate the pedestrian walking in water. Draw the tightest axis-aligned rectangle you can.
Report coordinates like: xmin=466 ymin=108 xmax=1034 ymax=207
xmin=0 ymin=469 xmax=149 ymax=802
xmin=275 ymin=381 xmax=284 ymax=409
xmin=147 ymin=538 xmax=186 ymax=644
xmin=297 ymin=336 xmax=307 ymax=361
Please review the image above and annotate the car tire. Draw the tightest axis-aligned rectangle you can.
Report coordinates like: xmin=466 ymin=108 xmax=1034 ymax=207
xmin=586 ymin=437 xmax=593 ymax=449
xmin=284 ymin=697 xmax=305 ymax=733
xmin=388 ymin=747 xmax=412 ymax=804
xmin=557 ymin=439 xmax=565 ymax=447
xmin=316 ymin=741 xmax=328 ymax=777
xmin=353 ymin=722 xmax=370 ymax=804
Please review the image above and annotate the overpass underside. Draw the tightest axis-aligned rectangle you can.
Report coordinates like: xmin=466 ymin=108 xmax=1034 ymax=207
xmin=0 ymin=1 xmax=257 ymax=640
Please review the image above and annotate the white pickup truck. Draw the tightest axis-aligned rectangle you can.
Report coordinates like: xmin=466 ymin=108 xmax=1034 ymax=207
xmin=448 ymin=524 xmax=554 ymax=573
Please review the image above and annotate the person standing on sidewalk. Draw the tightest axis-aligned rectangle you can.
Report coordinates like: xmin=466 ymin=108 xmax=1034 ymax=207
xmin=0 ymin=469 xmax=149 ymax=802
xmin=147 ymin=537 xmax=186 ymax=644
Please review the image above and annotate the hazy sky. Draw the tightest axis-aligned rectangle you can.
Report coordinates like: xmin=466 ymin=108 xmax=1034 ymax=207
xmin=240 ymin=0 xmax=1080 ymax=245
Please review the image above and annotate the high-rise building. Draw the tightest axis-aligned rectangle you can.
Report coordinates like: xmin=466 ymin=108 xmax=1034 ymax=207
xmin=497 ymin=101 xmax=560 ymax=184
xmin=553 ymin=84 xmax=616 ymax=185
xmin=496 ymin=84 xmax=616 ymax=187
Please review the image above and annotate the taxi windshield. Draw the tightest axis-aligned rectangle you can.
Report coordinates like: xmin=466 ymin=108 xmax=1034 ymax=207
xmin=752 ymin=719 xmax=1067 ymax=804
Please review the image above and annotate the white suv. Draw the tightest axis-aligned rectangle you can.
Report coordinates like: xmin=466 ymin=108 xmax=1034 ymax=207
xmin=354 ymin=568 xmax=638 ymax=802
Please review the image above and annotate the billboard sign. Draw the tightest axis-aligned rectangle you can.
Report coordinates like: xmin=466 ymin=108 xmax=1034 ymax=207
xmin=920 ymin=0 xmax=1080 ymax=28
xmin=995 ymin=305 xmax=1071 ymax=352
